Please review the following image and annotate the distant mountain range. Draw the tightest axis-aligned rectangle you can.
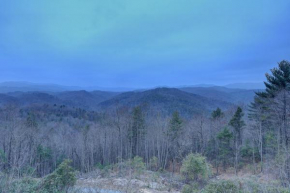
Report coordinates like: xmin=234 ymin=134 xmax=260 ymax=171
xmin=0 ymin=82 xmax=136 ymax=93
xmin=2 ymin=90 xmax=118 ymax=110
xmin=0 ymin=81 xmax=265 ymax=93
xmin=179 ymin=86 xmax=259 ymax=105
xmin=224 ymin=82 xmax=265 ymax=90
xmin=0 ymin=82 xmax=81 ymax=93
xmin=0 ymin=83 xmax=260 ymax=116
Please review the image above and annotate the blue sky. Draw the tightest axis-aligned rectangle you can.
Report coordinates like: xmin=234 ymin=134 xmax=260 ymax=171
xmin=0 ymin=0 xmax=290 ymax=88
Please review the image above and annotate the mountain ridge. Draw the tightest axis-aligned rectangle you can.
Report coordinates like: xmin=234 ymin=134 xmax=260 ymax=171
xmin=0 ymin=81 xmax=265 ymax=93
xmin=98 ymin=87 xmax=235 ymax=116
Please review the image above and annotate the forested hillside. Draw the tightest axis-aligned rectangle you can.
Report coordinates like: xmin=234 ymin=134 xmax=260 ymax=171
xmin=98 ymin=87 xmax=234 ymax=116
xmin=1 ymin=61 xmax=290 ymax=192
xmin=0 ymin=86 xmax=253 ymax=116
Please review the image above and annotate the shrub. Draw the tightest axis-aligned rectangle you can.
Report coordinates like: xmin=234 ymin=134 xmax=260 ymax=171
xmin=0 ymin=176 xmax=39 ymax=193
xmin=11 ymin=178 xmax=39 ymax=193
xmin=242 ymin=179 xmax=290 ymax=193
xmin=180 ymin=153 xmax=212 ymax=182
xmin=39 ymin=159 xmax=76 ymax=193
xmin=182 ymin=183 xmax=199 ymax=193
xmin=149 ymin=156 xmax=158 ymax=171
xmin=95 ymin=162 xmax=113 ymax=177
xmin=131 ymin=156 xmax=145 ymax=176
xmin=202 ymin=180 xmax=240 ymax=193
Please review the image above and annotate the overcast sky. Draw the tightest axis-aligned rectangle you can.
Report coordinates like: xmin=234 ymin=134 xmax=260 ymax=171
xmin=0 ymin=0 xmax=289 ymax=88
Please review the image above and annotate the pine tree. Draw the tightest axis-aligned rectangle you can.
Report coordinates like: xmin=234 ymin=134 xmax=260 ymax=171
xmin=262 ymin=60 xmax=290 ymax=98
xmin=254 ymin=60 xmax=290 ymax=149
xmin=229 ymin=107 xmax=245 ymax=174
xmin=207 ymin=108 xmax=225 ymax=174
xmin=130 ymin=106 xmax=146 ymax=158
xmin=229 ymin=107 xmax=245 ymax=143
xmin=251 ymin=60 xmax=290 ymax=182
xmin=26 ymin=112 xmax=38 ymax=129
xmin=167 ymin=111 xmax=183 ymax=172
xmin=249 ymin=96 xmax=268 ymax=172
xmin=168 ymin=111 xmax=183 ymax=141
xmin=217 ymin=128 xmax=233 ymax=171
xmin=212 ymin=107 xmax=224 ymax=120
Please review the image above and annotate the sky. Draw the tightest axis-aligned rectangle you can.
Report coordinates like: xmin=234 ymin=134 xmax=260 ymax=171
xmin=0 ymin=0 xmax=290 ymax=88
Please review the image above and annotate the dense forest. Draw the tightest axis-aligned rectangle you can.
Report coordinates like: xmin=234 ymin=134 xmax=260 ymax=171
xmin=1 ymin=60 xmax=290 ymax=192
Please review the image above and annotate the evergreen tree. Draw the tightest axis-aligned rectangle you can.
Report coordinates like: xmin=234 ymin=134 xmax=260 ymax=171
xmin=229 ymin=107 xmax=245 ymax=174
xmin=217 ymin=128 xmax=233 ymax=171
xmin=249 ymin=96 xmax=269 ymax=172
xmin=26 ymin=112 xmax=38 ymax=129
xmin=253 ymin=60 xmax=290 ymax=149
xmin=229 ymin=107 xmax=245 ymax=144
xmin=129 ymin=106 xmax=146 ymax=158
xmin=262 ymin=60 xmax=290 ymax=98
xmin=250 ymin=60 xmax=290 ymax=182
xmin=207 ymin=108 xmax=225 ymax=174
xmin=168 ymin=111 xmax=183 ymax=141
xmin=211 ymin=107 xmax=224 ymax=120
xmin=167 ymin=111 xmax=183 ymax=172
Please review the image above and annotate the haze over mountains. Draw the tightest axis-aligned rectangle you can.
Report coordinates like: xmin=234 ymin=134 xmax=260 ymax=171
xmin=0 ymin=81 xmax=133 ymax=93
xmin=0 ymin=81 xmax=264 ymax=93
xmin=0 ymin=81 xmax=262 ymax=116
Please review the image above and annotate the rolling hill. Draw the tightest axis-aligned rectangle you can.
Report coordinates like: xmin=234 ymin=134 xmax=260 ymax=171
xmin=0 ymin=86 xmax=258 ymax=116
xmin=1 ymin=90 xmax=118 ymax=110
xmin=98 ymin=87 xmax=234 ymax=116
xmin=56 ymin=90 xmax=118 ymax=109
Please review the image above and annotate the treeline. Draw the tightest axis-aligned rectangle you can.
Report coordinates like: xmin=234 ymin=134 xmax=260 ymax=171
xmin=0 ymin=103 xmax=237 ymax=177
xmin=0 ymin=60 xmax=290 ymax=187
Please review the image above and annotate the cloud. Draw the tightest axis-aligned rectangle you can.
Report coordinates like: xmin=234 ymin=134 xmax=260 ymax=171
xmin=0 ymin=0 xmax=290 ymax=86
